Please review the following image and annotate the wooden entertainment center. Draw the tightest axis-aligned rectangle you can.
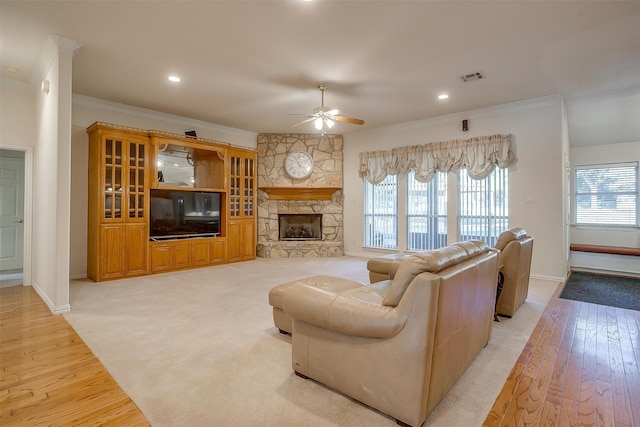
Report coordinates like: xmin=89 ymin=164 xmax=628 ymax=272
xmin=87 ymin=122 xmax=256 ymax=282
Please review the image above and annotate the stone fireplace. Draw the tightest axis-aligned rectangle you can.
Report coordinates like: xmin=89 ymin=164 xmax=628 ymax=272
xmin=279 ymin=214 xmax=322 ymax=241
xmin=256 ymin=133 xmax=344 ymax=258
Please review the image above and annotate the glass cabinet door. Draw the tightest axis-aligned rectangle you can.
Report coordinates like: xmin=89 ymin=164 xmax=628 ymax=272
xmin=230 ymin=155 xmax=241 ymax=218
xmin=128 ymin=141 xmax=146 ymax=219
xmin=103 ymin=137 xmax=123 ymax=219
xmin=243 ymin=157 xmax=254 ymax=217
xmin=230 ymin=153 xmax=254 ymax=219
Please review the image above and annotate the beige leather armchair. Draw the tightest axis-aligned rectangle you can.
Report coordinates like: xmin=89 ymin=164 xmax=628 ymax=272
xmin=281 ymin=240 xmax=499 ymax=427
xmin=494 ymin=227 xmax=534 ymax=317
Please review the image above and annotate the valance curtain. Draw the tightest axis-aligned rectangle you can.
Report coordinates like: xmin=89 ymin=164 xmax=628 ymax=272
xmin=358 ymin=134 xmax=516 ymax=184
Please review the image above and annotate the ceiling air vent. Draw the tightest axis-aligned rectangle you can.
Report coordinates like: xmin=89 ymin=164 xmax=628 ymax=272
xmin=460 ymin=72 xmax=484 ymax=82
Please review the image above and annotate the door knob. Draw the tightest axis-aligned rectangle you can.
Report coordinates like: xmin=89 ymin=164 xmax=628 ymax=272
xmin=15 ymin=219 xmax=23 ymax=223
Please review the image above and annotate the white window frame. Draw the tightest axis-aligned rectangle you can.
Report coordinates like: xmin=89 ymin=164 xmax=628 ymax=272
xmin=457 ymin=167 xmax=509 ymax=247
xmin=573 ymin=162 xmax=639 ymax=227
xmin=406 ymin=171 xmax=447 ymax=251
xmin=363 ymin=174 xmax=398 ymax=249
xmin=363 ymin=167 xmax=510 ymax=250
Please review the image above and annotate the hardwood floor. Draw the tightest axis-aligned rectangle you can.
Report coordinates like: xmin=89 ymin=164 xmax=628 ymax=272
xmin=2 ymin=282 xmax=638 ymax=426
xmin=484 ymin=288 xmax=640 ymax=426
xmin=0 ymin=285 xmax=149 ymax=426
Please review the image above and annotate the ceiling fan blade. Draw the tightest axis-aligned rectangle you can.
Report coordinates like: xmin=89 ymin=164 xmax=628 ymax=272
xmin=289 ymin=117 xmax=317 ymax=127
xmin=334 ymin=115 xmax=365 ymax=125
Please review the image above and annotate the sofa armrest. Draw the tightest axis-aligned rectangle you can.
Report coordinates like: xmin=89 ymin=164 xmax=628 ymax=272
xmin=282 ymin=284 xmax=406 ymax=339
xmin=388 ymin=259 xmax=403 ymax=279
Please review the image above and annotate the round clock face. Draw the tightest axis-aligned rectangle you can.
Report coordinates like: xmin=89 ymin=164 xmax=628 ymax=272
xmin=285 ymin=151 xmax=314 ymax=179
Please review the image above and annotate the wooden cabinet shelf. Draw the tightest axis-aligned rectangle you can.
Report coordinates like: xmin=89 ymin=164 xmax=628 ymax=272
xmin=227 ymin=149 xmax=256 ymax=262
xmin=259 ymin=186 xmax=341 ymax=201
xmin=87 ymin=123 xmax=149 ymax=282
xmin=87 ymin=122 xmax=257 ymax=281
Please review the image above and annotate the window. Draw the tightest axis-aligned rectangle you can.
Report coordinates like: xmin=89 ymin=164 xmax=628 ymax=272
xmin=407 ymin=171 xmax=447 ymax=250
xmin=364 ymin=174 xmax=397 ymax=248
xmin=363 ymin=167 xmax=510 ymax=250
xmin=458 ymin=167 xmax=508 ymax=247
xmin=574 ymin=163 xmax=638 ymax=226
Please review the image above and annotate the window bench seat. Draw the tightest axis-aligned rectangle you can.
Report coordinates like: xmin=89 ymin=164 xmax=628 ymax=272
xmin=570 ymin=244 xmax=640 ymax=257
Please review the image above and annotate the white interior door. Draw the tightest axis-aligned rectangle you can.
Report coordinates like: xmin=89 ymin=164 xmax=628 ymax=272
xmin=0 ymin=156 xmax=25 ymax=271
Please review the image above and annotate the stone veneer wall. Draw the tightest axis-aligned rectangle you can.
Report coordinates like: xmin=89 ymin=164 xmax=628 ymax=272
xmin=256 ymin=133 xmax=344 ymax=258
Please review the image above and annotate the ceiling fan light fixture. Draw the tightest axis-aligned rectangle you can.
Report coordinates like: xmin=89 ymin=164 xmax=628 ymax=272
xmin=290 ymin=84 xmax=365 ymax=132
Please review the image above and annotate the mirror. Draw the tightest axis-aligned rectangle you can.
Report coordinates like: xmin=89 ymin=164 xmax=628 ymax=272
xmin=157 ymin=144 xmax=194 ymax=187
xmin=157 ymin=144 xmax=224 ymax=188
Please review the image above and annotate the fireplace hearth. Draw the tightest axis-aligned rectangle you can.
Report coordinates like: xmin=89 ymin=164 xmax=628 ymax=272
xmin=279 ymin=214 xmax=322 ymax=241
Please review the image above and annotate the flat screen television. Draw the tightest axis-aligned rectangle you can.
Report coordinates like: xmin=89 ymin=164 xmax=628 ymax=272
xmin=149 ymin=189 xmax=221 ymax=240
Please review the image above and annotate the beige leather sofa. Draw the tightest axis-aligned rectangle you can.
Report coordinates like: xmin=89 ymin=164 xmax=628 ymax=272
xmin=279 ymin=240 xmax=499 ymax=427
xmin=366 ymin=253 xmax=409 ymax=283
xmin=494 ymin=227 xmax=534 ymax=317
xmin=269 ymin=276 xmax=365 ymax=335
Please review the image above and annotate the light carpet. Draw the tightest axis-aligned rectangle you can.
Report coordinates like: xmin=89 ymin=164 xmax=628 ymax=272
xmin=65 ymin=257 xmax=559 ymax=427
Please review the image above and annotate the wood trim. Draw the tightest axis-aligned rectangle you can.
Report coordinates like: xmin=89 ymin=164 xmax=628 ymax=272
xmin=259 ymin=187 xmax=341 ymax=201
xmin=570 ymin=244 xmax=640 ymax=256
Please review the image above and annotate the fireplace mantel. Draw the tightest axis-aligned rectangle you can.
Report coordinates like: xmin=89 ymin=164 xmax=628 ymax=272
xmin=259 ymin=187 xmax=341 ymax=201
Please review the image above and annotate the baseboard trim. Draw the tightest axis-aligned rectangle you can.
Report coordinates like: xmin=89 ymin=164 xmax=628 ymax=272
xmin=530 ymin=274 xmax=567 ymax=283
xmin=32 ymin=280 xmax=71 ymax=314
xmin=570 ymin=267 xmax=640 ymax=279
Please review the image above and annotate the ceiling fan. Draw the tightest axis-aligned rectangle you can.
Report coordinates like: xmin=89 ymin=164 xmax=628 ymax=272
xmin=290 ymin=84 xmax=365 ymax=134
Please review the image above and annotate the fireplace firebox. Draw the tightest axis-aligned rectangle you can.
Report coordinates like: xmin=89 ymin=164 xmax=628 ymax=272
xmin=278 ymin=214 xmax=322 ymax=241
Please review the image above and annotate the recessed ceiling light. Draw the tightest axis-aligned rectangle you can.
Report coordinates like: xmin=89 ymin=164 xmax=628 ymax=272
xmin=168 ymin=75 xmax=181 ymax=83
xmin=438 ymin=94 xmax=449 ymax=100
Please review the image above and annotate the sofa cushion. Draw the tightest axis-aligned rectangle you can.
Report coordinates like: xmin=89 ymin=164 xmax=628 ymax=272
xmin=282 ymin=279 xmax=404 ymax=338
xmin=382 ymin=240 xmax=488 ymax=307
xmin=495 ymin=227 xmax=527 ymax=251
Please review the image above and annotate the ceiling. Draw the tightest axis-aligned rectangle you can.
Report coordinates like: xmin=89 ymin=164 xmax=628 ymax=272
xmin=1 ymin=1 xmax=639 ymax=141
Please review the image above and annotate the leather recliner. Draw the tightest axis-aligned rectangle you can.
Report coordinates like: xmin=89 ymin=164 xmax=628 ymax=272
xmin=494 ymin=227 xmax=534 ymax=317
xmin=280 ymin=240 xmax=499 ymax=427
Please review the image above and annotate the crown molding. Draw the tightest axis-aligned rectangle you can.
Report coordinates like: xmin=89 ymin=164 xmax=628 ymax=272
xmin=355 ymin=95 xmax=563 ymax=135
xmin=72 ymin=94 xmax=258 ymax=141
xmin=30 ymin=35 xmax=81 ymax=86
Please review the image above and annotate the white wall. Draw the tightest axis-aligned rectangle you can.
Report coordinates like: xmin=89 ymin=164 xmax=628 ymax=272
xmin=0 ymin=86 xmax=36 ymax=149
xmin=0 ymin=86 xmax=36 ymax=287
xmin=72 ymin=95 xmax=257 ymax=148
xmin=569 ymin=140 xmax=640 ymax=276
xmin=69 ymin=96 xmax=258 ymax=279
xmin=31 ymin=36 xmax=79 ymax=313
xmin=566 ymin=90 xmax=640 ymax=147
xmin=343 ymin=96 xmax=567 ymax=281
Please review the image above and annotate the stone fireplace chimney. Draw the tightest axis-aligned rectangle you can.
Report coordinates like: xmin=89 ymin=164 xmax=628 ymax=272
xmin=256 ymin=133 xmax=344 ymax=258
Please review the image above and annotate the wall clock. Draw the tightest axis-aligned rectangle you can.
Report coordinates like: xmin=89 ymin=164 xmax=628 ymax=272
xmin=285 ymin=151 xmax=314 ymax=180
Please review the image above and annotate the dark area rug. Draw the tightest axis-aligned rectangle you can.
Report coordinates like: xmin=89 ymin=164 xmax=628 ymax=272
xmin=560 ymin=272 xmax=640 ymax=311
